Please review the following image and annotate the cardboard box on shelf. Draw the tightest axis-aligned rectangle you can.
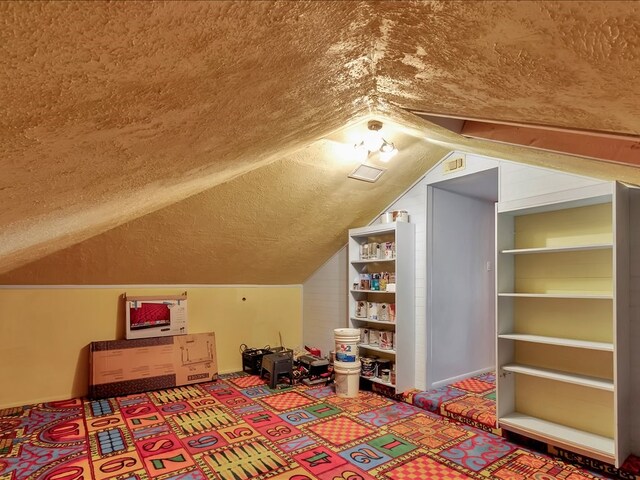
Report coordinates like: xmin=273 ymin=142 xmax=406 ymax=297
xmin=89 ymin=332 xmax=217 ymax=399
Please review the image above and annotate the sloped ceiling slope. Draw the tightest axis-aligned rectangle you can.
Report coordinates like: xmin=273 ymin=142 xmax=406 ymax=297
xmin=1 ymin=1 xmax=639 ymax=284
xmin=377 ymin=1 xmax=640 ymax=135
xmin=0 ymin=130 xmax=449 ymax=285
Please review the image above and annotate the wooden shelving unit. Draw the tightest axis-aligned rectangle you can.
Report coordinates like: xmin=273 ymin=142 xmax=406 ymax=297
xmin=495 ymin=183 xmax=630 ymax=467
xmin=348 ymin=221 xmax=415 ymax=394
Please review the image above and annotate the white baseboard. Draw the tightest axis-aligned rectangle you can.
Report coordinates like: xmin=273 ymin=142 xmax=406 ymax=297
xmin=429 ymin=365 xmax=494 ymax=390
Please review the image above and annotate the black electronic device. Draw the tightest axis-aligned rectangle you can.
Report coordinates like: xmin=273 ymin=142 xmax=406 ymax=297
xmin=298 ymin=355 xmax=330 ymax=377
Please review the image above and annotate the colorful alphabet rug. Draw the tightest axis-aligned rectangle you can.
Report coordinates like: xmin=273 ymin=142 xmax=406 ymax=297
xmin=404 ymin=371 xmax=499 ymax=435
xmin=0 ymin=372 xmax=628 ymax=479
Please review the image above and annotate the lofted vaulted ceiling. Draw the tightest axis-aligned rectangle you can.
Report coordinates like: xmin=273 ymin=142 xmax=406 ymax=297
xmin=1 ymin=1 xmax=639 ymax=284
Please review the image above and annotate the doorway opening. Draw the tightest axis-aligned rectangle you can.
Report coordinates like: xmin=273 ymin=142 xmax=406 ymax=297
xmin=426 ymin=167 xmax=499 ymax=389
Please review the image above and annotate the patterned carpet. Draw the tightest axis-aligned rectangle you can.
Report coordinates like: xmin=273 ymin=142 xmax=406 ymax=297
xmin=404 ymin=372 xmax=640 ymax=479
xmin=0 ymin=371 xmax=624 ymax=480
xmin=404 ymin=372 xmax=500 ymax=436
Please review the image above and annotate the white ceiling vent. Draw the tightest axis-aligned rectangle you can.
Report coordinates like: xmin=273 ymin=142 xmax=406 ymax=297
xmin=348 ymin=163 xmax=386 ymax=183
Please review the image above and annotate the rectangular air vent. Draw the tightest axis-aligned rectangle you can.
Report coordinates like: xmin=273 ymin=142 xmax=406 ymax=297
xmin=443 ymin=154 xmax=466 ymax=174
xmin=348 ymin=163 xmax=386 ymax=183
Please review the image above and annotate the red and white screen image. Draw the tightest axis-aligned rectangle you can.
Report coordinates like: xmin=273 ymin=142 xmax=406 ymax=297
xmin=129 ymin=302 xmax=171 ymax=329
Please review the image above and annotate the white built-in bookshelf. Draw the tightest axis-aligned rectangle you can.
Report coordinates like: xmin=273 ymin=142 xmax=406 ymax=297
xmin=348 ymin=221 xmax=415 ymax=393
xmin=496 ymin=182 xmax=630 ymax=467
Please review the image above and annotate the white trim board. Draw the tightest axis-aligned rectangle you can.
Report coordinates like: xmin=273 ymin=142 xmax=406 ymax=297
xmin=0 ymin=284 xmax=304 ymax=290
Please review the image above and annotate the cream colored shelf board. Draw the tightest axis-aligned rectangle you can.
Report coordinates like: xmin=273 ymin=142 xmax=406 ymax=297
xmin=350 ymin=317 xmax=397 ymax=326
xmin=350 ymin=289 xmax=395 ymax=294
xmin=499 ymin=413 xmax=614 ymax=460
xmin=501 ymin=244 xmax=613 ymax=255
xmin=498 ymin=293 xmax=612 ymax=299
xmin=502 ymin=364 xmax=614 ymax=391
xmin=351 ymin=258 xmax=395 ymax=264
xmin=497 ymin=334 xmax=613 ymax=352
xmin=359 ymin=344 xmax=396 ymax=355
xmin=361 ymin=375 xmax=395 ymax=388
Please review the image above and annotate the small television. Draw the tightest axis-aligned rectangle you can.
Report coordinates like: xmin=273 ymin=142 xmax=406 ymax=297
xmin=125 ymin=294 xmax=188 ymax=340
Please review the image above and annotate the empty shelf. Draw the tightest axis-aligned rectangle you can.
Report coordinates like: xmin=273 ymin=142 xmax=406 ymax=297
xmin=498 ymin=293 xmax=612 ymax=299
xmin=499 ymin=413 xmax=614 ymax=461
xmin=498 ymin=334 xmax=613 ymax=351
xmin=501 ymin=244 xmax=612 ymax=255
xmin=502 ymin=364 xmax=613 ymax=391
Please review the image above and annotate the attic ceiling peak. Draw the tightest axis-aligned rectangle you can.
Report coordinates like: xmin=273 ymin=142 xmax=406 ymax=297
xmin=1 ymin=0 xmax=640 ymax=283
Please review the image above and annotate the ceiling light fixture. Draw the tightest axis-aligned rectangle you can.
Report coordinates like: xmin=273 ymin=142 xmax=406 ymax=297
xmin=354 ymin=120 xmax=398 ymax=163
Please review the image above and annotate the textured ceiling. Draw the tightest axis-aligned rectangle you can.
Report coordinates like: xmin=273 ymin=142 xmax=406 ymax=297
xmin=1 ymin=1 xmax=639 ymax=284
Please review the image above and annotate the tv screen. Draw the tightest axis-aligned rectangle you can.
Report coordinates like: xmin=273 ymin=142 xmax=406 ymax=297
xmin=129 ymin=302 xmax=171 ymax=330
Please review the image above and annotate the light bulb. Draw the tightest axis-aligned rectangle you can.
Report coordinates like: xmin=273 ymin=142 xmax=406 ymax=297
xmin=379 ymin=147 xmax=398 ymax=163
xmin=353 ymin=141 xmax=369 ymax=162
xmin=363 ymin=129 xmax=384 ymax=152
xmin=379 ymin=140 xmax=395 ymax=153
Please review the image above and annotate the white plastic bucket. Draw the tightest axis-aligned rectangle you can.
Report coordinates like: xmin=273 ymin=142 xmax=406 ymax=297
xmin=334 ymin=328 xmax=360 ymax=362
xmin=334 ymin=360 xmax=361 ymax=398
